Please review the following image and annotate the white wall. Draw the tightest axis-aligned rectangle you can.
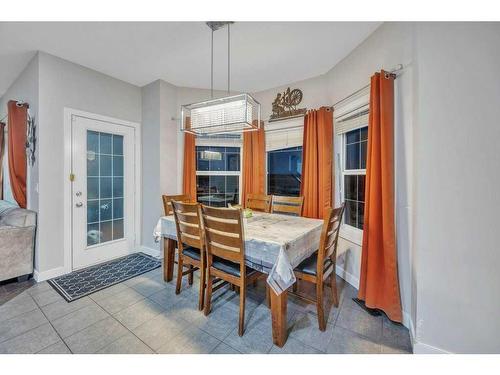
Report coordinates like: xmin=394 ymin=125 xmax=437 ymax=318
xmin=412 ymin=22 xmax=500 ymax=354
xmin=37 ymin=52 xmax=141 ymax=276
xmin=326 ymin=22 xmax=415 ymax=330
xmin=0 ymin=53 xmax=40 ymax=268
xmin=251 ymin=23 xmax=415 ymax=330
xmin=141 ymin=79 xmax=178 ymax=252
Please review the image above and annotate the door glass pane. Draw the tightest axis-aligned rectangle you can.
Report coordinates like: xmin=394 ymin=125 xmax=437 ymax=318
xmin=87 ymin=130 xmax=125 ymax=246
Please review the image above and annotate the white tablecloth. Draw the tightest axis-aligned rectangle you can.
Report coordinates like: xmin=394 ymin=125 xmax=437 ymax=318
xmin=153 ymin=212 xmax=323 ymax=294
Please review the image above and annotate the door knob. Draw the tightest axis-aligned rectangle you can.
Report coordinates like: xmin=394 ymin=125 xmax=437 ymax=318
xmin=75 ymin=202 xmax=83 ymax=207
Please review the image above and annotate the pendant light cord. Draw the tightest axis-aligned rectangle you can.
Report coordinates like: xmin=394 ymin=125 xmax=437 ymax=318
xmin=227 ymin=24 xmax=230 ymax=94
xmin=211 ymin=29 xmax=214 ymax=99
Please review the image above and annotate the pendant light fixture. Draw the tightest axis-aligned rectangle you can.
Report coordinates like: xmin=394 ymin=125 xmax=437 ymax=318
xmin=181 ymin=22 xmax=261 ymax=135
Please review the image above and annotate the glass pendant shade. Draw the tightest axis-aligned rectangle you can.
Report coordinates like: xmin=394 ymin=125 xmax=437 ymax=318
xmin=181 ymin=93 xmax=261 ymax=135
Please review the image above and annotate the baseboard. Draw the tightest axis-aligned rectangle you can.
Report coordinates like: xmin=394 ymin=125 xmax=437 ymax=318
xmin=33 ymin=266 xmax=67 ymax=282
xmin=413 ymin=341 xmax=451 ymax=354
xmin=335 ymin=264 xmax=359 ymax=289
xmin=138 ymin=245 xmax=162 ymax=259
xmin=402 ymin=310 xmax=414 ymax=337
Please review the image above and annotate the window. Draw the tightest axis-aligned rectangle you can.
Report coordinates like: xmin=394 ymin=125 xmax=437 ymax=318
xmin=196 ymin=145 xmax=240 ymax=207
xmin=267 ymin=146 xmax=302 ymax=196
xmin=342 ymin=127 xmax=368 ymax=230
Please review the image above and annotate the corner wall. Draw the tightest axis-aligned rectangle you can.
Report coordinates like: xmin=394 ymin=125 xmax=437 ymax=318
xmin=412 ymin=22 xmax=500 ymax=354
xmin=0 ymin=53 xmax=40 ymax=268
xmin=251 ymin=22 xmax=415 ymax=330
xmin=36 ymin=52 xmax=142 ymax=278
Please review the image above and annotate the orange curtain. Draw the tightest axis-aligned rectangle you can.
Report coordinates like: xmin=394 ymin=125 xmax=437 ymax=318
xmin=357 ymin=71 xmax=402 ymax=323
xmin=182 ymin=132 xmax=196 ymax=201
xmin=300 ymin=107 xmax=333 ymax=219
xmin=7 ymin=101 xmax=27 ymax=208
xmin=0 ymin=122 xmax=5 ymax=200
xmin=242 ymin=121 xmax=265 ymax=206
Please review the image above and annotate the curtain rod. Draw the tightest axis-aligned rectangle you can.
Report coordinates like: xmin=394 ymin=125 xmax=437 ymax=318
xmin=332 ymin=64 xmax=404 ymax=109
xmin=0 ymin=100 xmax=30 ymax=123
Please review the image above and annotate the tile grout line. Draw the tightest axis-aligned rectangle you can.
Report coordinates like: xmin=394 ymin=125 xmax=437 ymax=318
xmin=30 ymin=294 xmax=73 ymax=354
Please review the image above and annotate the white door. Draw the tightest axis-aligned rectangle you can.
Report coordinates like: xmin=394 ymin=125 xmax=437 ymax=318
xmin=71 ymin=115 xmax=136 ymax=270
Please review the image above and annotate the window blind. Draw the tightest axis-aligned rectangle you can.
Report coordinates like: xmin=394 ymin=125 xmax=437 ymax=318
xmin=334 ymin=86 xmax=370 ymax=135
xmin=265 ymin=117 xmax=303 ymax=151
xmin=335 ymin=108 xmax=369 ymax=135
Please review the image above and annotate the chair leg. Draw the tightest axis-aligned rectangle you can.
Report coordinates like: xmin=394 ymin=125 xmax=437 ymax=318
xmin=293 ymin=280 xmax=298 ymax=293
xmin=198 ymin=262 xmax=206 ymax=311
xmin=188 ymin=265 xmax=194 ymax=285
xmin=316 ymin=281 xmax=326 ymax=331
xmin=204 ymin=274 xmax=214 ymax=316
xmin=330 ymin=274 xmax=339 ymax=308
xmin=265 ymin=284 xmax=271 ymax=308
xmin=238 ymin=282 xmax=246 ymax=336
xmin=175 ymin=255 xmax=184 ymax=295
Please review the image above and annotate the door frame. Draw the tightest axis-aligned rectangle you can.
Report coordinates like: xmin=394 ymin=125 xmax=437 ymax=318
xmin=63 ymin=108 xmax=141 ymax=274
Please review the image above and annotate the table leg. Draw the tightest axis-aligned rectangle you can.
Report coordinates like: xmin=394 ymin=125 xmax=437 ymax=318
xmin=163 ymin=238 xmax=175 ymax=282
xmin=270 ymin=287 xmax=288 ymax=347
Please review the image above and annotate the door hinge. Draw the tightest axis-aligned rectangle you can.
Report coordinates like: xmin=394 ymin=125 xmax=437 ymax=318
xmin=69 ymin=173 xmax=75 ymax=182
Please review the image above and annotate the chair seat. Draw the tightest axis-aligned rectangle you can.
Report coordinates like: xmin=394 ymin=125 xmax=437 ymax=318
xmin=212 ymin=257 xmax=256 ymax=278
xmin=295 ymin=251 xmax=332 ymax=276
xmin=182 ymin=246 xmax=201 ymax=261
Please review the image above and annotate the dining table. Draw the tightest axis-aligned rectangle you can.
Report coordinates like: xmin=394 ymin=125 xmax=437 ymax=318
xmin=154 ymin=211 xmax=324 ymax=347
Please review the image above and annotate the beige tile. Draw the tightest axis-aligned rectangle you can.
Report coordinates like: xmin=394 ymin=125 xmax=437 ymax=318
xmin=52 ymin=302 xmax=109 ymax=338
xmin=336 ymin=306 xmax=383 ymax=342
xmin=37 ymin=340 xmax=72 ymax=354
xmin=92 ymin=288 xmax=145 ymax=314
xmin=223 ymin=321 xmax=274 ymax=354
xmin=156 ymin=326 xmax=220 ymax=354
xmin=41 ymin=296 xmax=93 ymax=321
xmin=210 ymin=342 xmax=241 ymax=354
xmin=0 ymin=323 xmax=60 ymax=354
xmin=130 ymin=277 xmax=167 ymax=297
xmin=326 ymin=326 xmax=381 ymax=354
xmin=98 ymin=332 xmax=154 ymax=354
xmin=114 ymin=299 xmax=165 ymax=330
xmin=0 ymin=308 xmax=48 ymax=343
xmin=0 ymin=292 xmax=38 ymax=322
xmin=288 ymin=311 xmax=335 ymax=352
xmin=132 ymin=310 xmax=189 ymax=351
xmin=30 ymin=288 xmax=64 ymax=307
xmin=64 ymin=316 xmax=128 ymax=353
xmin=269 ymin=337 xmax=323 ymax=354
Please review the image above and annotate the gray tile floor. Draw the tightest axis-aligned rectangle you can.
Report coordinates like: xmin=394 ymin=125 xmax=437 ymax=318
xmin=0 ymin=266 xmax=412 ymax=354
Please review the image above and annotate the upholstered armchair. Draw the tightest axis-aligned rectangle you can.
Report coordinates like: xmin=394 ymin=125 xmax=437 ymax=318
xmin=0 ymin=202 xmax=37 ymax=282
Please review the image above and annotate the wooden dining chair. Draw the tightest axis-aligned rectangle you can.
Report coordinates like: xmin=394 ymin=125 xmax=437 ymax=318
xmin=271 ymin=195 xmax=304 ymax=216
xmin=171 ymin=200 xmax=205 ymax=311
xmin=245 ymin=193 xmax=272 ymax=213
xmin=293 ymin=204 xmax=345 ymax=331
xmin=201 ymin=205 xmax=261 ymax=336
xmin=162 ymin=194 xmax=191 ymax=216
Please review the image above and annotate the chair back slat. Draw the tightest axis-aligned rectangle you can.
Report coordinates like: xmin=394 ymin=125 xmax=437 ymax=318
xmin=171 ymin=200 xmax=203 ymax=251
xmin=246 ymin=194 xmax=272 ymax=213
xmin=317 ymin=204 xmax=345 ymax=275
xmin=201 ymin=205 xmax=245 ymax=264
xmin=163 ymin=194 xmax=191 ymax=216
xmin=271 ymin=195 xmax=304 ymax=216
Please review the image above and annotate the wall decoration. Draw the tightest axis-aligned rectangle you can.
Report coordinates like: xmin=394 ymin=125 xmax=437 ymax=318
xmin=26 ymin=113 xmax=36 ymax=166
xmin=270 ymin=87 xmax=307 ymax=122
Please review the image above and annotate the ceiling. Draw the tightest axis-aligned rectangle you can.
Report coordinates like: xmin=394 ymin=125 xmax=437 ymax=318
xmin=0 ymin=22 xmax=380 ymax=96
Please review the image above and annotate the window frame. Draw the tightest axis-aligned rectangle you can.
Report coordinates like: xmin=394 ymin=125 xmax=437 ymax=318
xmin=195 ymin=138 xmax=243 ymax=206
xmin=339 ymin=125 xmax=368 ymax=245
